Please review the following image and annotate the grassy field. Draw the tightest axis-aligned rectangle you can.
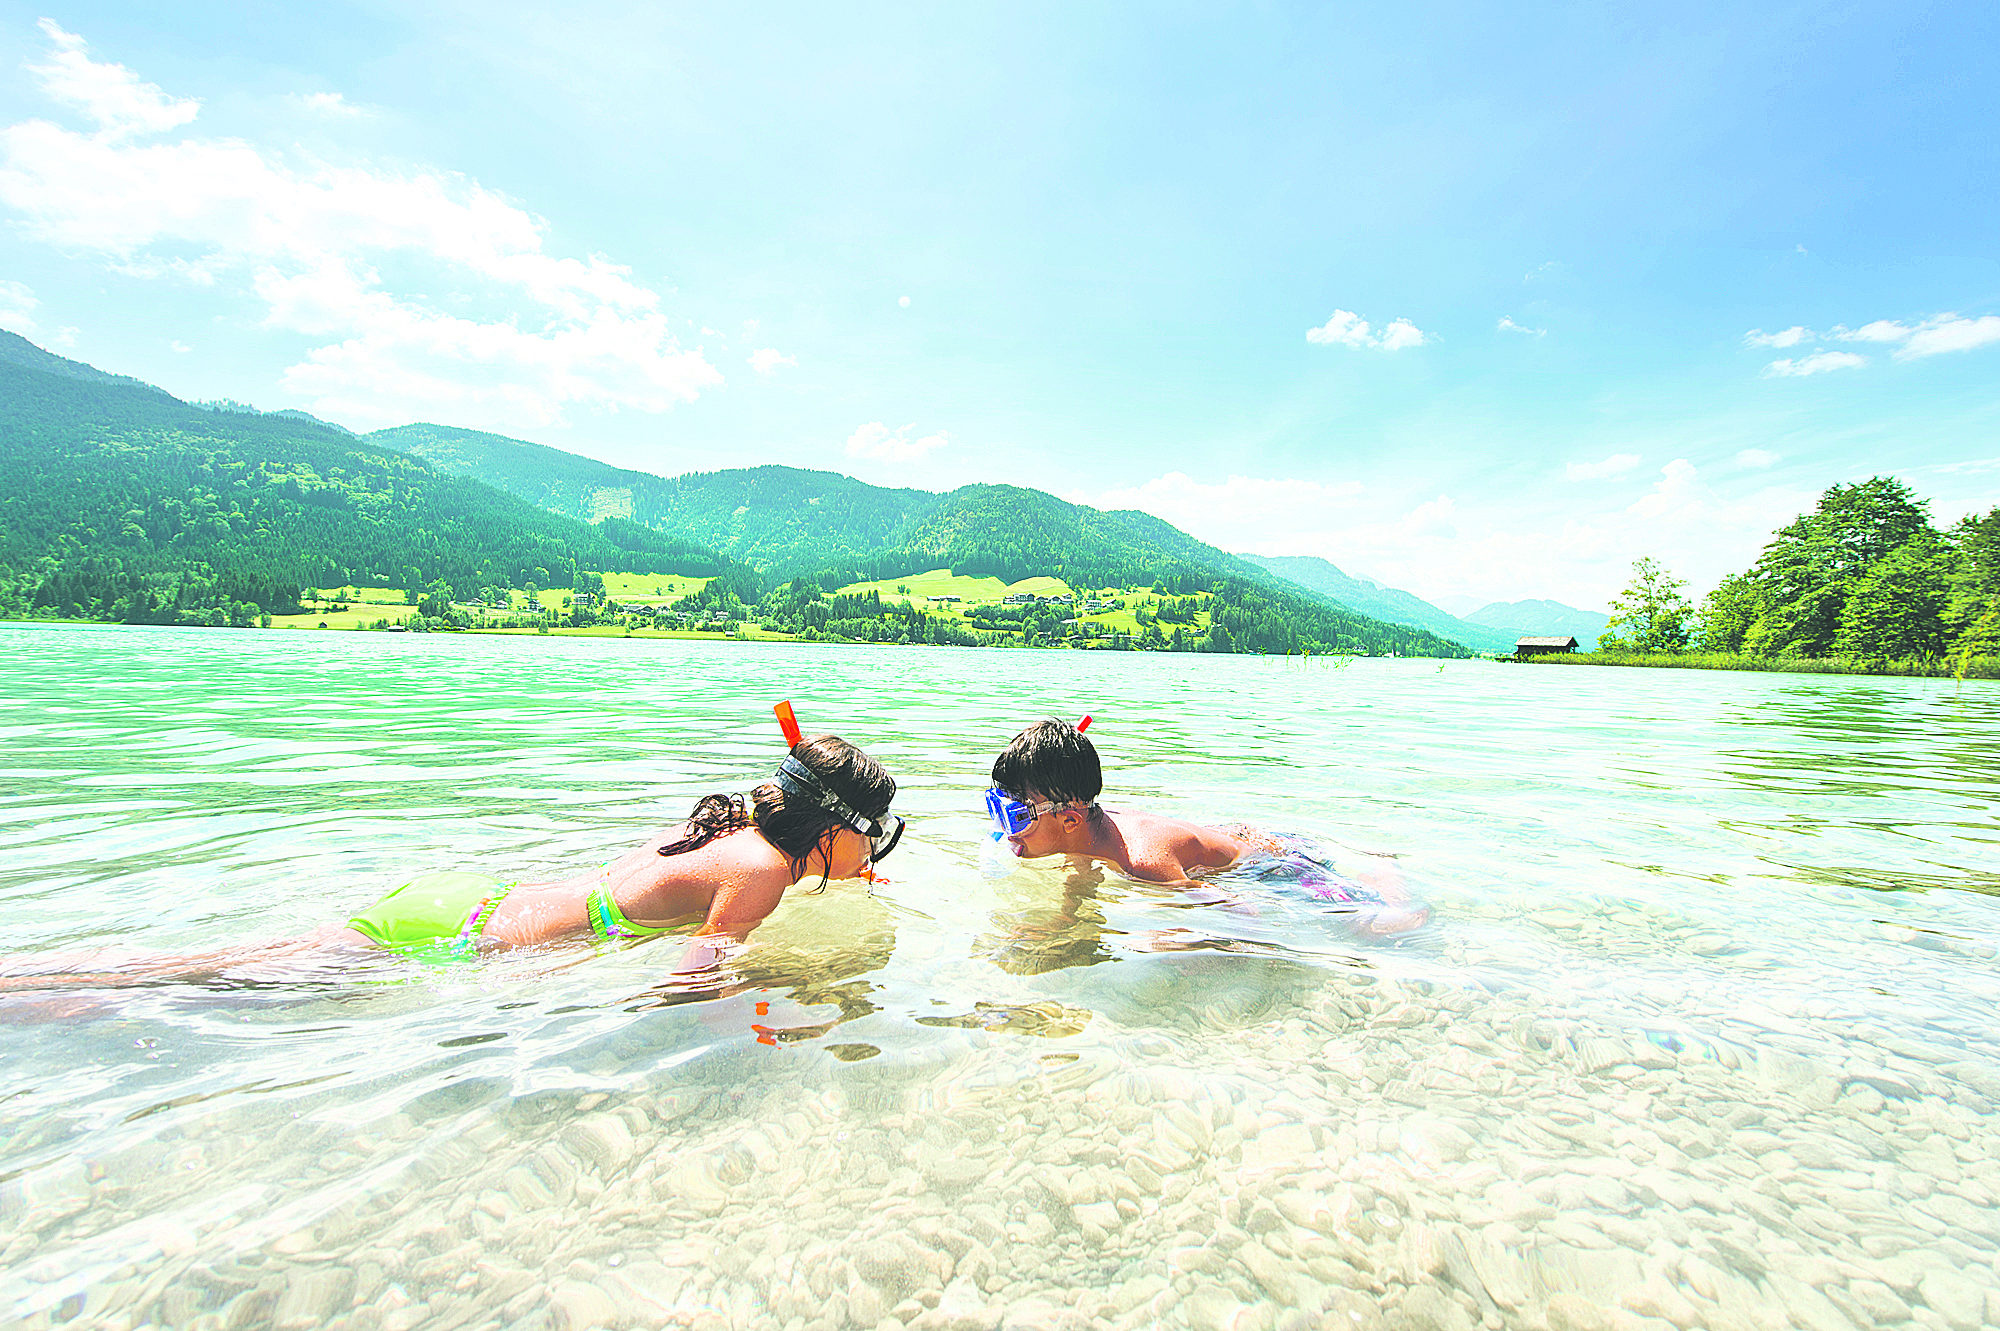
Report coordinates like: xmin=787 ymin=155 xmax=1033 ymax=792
xmin=832 ymin=569 xmax=1073 ymax=605
xmin=823 ymin=572 xmax=1217 ymax=636
xmin=1075 ymin=589 xmax=1213 ymax=634
xmin=271 ymin=609 xmax=399 ymax=630
xmin=308 ymin=585 xmax=409 ymax=606
xmin=304 ymin=576 xmax=714 ymax=615
xmin=599 ymin=573 xmax=711 ymax=603
xmin=469 ymin=624 xmax=798 ymax=642
xmin=272 ymin=569 xmax=1217 ymax=641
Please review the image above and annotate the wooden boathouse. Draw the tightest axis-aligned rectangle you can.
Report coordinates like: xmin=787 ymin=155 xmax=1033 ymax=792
xmin=1515 ymin=635 xmax=1579 ymax=657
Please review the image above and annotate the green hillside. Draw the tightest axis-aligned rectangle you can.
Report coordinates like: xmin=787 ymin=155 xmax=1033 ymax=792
xmin=0 ymin=354 xmax=750 ymax=626
xmin=1 ymin=335 xmax=1470 ymax=655
xmin=372 ymin=425 xmax=936 ymax=575
xmin=371 ymin=425 xmax=1470 ymax=656
xmin=0 ymin=329 xmax=169 ymax=395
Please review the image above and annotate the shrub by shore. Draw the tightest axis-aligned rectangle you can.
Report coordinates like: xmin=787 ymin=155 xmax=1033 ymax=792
xmin=1522 ymin=649 xmax=2000 ymax=680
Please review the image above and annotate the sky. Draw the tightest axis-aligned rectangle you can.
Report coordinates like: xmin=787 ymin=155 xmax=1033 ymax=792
xmin=0 ymin=2 xmax=1995 ymax=612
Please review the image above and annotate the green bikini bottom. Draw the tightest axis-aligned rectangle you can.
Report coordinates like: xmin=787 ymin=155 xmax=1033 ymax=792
xmin=349 ymin=867 xmax=682 ymax=962
xmin=346 ymin=870 xmax=514 ymax=962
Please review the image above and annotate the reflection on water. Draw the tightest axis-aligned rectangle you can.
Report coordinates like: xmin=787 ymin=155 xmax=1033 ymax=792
xmin=977 ymin=870 xmax=1122 ymax=976
xmin=4 ymin=624 xmax=2000 ymax=1330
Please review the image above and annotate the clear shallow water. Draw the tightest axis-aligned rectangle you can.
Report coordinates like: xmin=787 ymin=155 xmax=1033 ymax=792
xmin=3 ymin=624 xmax=1999 ymax=1331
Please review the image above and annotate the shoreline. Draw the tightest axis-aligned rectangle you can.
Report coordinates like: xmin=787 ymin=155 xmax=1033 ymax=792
xmin=0 ymin=616 xmax=1465 ymax=657
xmin=1521 ymin=649 xmax=2000 ymax=681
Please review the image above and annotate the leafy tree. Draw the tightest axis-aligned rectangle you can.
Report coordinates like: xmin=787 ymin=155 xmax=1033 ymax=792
xmin=1694 ymin=572 xmax=1768 ymax=653
xmin=416 ymin=579 xmax=456 ymax=620
xmin=1831 ymin=531 xmax=1949 ymax=661
xmin=1598 ymin=557 xmax=1693 ymax=652
xmin=1739 ymin=477 xmax=1934 ymax=657
xmin=1944 ymin=507 xmax=2000 ymax=647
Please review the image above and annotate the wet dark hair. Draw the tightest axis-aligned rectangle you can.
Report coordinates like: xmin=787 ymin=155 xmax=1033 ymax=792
xmin=992 ymin=718 xmax=1101 ymax=813
xmin=660 ymin=734 xmax=896 ymax=881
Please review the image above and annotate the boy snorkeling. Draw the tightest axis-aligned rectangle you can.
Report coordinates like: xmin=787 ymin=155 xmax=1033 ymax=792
xmin=985 ymin=717 xmax=1427 ymax=935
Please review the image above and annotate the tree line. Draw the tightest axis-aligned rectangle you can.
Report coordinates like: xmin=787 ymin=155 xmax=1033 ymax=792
xmin=1597 ymin=477 xmax=2000 ymax=672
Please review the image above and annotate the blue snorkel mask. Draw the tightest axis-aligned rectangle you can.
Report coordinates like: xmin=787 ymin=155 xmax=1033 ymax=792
xmin=984 ymin=716 xmax=1096 ymax=840
xmin=984 ymin=787 xmax=1065 ymax=838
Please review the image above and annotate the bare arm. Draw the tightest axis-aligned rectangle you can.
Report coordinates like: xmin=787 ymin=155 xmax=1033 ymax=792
xmin=670 ymin=873 xmax=790 ymax=976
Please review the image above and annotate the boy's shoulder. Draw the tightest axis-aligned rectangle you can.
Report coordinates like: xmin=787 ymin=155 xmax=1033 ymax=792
xmin=1095 ymin=806 xmax=1242 ymax=881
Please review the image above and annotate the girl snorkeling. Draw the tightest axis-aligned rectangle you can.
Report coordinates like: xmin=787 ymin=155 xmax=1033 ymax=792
xmin=2 ymin=709 xmax=902 ymax=991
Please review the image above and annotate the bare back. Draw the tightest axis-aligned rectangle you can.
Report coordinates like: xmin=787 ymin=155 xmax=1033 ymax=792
xmin=1077 ymin=807 xmax=1248 ymax=884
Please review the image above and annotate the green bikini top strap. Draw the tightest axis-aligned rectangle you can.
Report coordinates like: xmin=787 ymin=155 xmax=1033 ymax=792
xmin=586 ymin=863 xmax=676 ymax=942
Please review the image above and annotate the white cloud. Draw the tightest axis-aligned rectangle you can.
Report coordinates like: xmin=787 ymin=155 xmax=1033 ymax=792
xmin=1497 ymin=316 xmax=1545 ymax=337
xmin=170 ymin=339 xmax=190 ymax=353
xmin=1735 ymin=448 xmax=1779 ymax=468
xmin=1743 ymin=326 xmax=1810 ymax=348
xmin=50 ymin=326 xmax=76 ymax=347
xmin=1830 ymin=320 xmax=1907 ymax=344
xmin=845 ymin=421 xmax=950 ymax=462
xmin=1376 ymin=318 xmax=1426 ymax=351
xmin=1923 ymin=456 xmax=2000 ymax=477
xmin=1763 ymin=351 xmax=1867 ymax=377
xmin=1565 ymin=452 xmax=1641 ymax=481
xmin=898 ymin=295 xmax=910 ymax=308
xmin=1523 ymin=261 xmax=1564 ymax=284
xmin=28 ymin=19 xmax=199 ymax=140
xmin=0 ymin=24 xmax=721 ymax=429
xmin=1898 ymin=314 xmax=2000 ymax=360
xmin=0 ymin=279 xmax=38 ymax=334
xmin=1305 ymin=309 xmax=1429 ymax=350
xmin=747 ymin=348 xmax=796 ymax=375
xmin=292 ymin=91 xmax=367 ymax=118
xmin=1306 ymin=310 xmax=1370 ymax=347
xmin=1806 ymin=313 xmax=2000 ymax=361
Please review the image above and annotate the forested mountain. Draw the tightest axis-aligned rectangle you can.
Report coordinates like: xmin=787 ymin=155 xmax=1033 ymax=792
xmin=373 ymin=425 xmax=938 ymax=573
xmin=0 ymin=329 xmax=167 ymax=395
xmin=1461 ymin=598 xmax=1611 ymax=641
xmin=2 ymin=334 xmax=1469 ymax=654
xmin=0 ymin=350 xmax=749 ymax=625
xmin=1237 ymin=553 xmax=1515 ymax=651
xmin=375 ymin=423 xmax=1286 ymax=586
xmin=371 ymin=425 xmax=1471 ymax=655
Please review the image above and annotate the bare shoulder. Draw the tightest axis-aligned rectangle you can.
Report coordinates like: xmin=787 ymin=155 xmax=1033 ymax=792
xmin=1098 ymin=807 xmax=1243 ymax=881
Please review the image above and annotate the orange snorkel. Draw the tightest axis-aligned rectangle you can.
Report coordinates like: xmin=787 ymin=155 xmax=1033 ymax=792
xmin=777 ymin=700 xmax=889 ymax=885
xmin=774 ymin=700 xmax=804 ymax=751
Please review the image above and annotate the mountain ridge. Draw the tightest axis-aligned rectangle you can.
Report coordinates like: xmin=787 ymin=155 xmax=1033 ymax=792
xmin=1234 ymin=553 xmax=1518 ymax=652
xmin=1461 ymin=598 xmax=1610 ymax=641
xmin=375 ymin=424 xmax=1320 ymax=597
xmin=0 ymin=343 xmax=751 ymax=625
xmin=0 ymin=334 xmax=1470 ymax=655
xmin=371 ymin=423 xmax=1471 ymax=654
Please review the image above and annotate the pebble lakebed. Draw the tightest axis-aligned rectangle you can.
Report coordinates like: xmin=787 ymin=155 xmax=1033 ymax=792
xmin=8 ymin=921 xmax=2000 ymax=1331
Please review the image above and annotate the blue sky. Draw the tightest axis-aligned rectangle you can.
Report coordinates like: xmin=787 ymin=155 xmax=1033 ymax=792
xmin=0 ymin=2 xmax=1995 ymax=610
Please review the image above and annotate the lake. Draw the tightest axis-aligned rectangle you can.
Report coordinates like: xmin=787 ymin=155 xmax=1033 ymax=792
xmin=3 ymin=623 xmax=1998 ymax=1331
